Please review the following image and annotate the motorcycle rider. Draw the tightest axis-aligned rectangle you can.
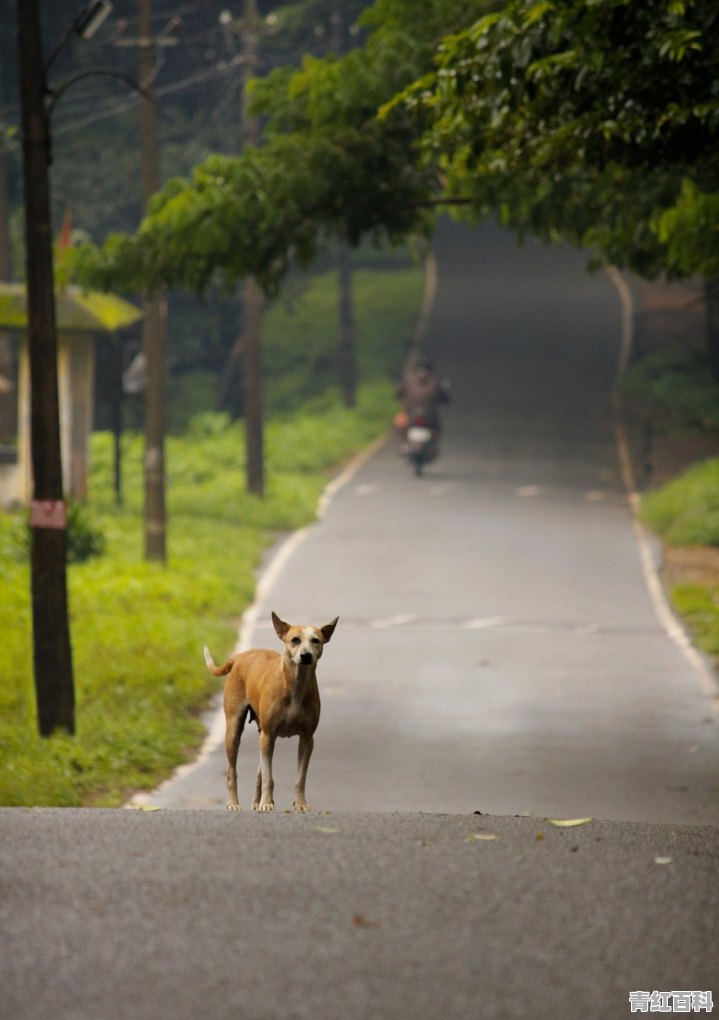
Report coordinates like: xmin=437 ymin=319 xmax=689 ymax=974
xmin=395 ymin=354 xmax=450 ymax=455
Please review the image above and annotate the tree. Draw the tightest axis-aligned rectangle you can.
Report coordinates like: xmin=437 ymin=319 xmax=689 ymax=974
xmin=75 ymin=0 xmax=719 ymax=374
xmin=69 ymin=0 xmax=467 ymax=296
xmin=393 ymin=0 xmax=719 ymax=359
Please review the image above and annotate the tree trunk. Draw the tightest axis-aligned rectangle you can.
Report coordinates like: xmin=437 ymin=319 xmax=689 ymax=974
xmin=17 ymin=0 xmax=75 ymax=736
xmin=705 ymin=278 xmax=719 ymax=383
xmin=337 ymin=238 xmax=357 ymax=408
xmin=242 ymin=0 xmax=264 ymax=496
xmin=0 ymin=74 xmax=17 ymax=444
xmin=138 ymin=0 xmax=167 ymax=562
xmin=243 ymin=276 xmax=264 ymax=496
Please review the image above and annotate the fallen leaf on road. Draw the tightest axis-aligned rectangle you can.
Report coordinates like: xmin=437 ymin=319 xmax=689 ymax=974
xmin=466 ymin=832 xmax=498 ymax=842
xmin=314 ymin=826 xmax=340 ymax=834
xmin=654 ymin=856 xmax=673 ymax=865
xmin=129 ymin=804 xmax=163 ymax=812
xmin=548 ymin=818 xmax=592 ymax=828
xmin=353 ymin=914 xmax=384 ymax=929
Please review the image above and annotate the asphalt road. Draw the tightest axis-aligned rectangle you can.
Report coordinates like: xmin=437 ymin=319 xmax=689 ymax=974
xmin=2 ymin=809 xmax=717 ymax=1020
xmin=139 ymin=218 xmax=719 ymax=825
xmin=3 ymin=220 xmax=718 ymax=1020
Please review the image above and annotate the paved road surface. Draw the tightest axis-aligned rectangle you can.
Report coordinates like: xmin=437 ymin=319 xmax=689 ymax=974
xmin=140 ymin=219 xmax=719 ymax=825
xmin=3 ymin=221 xmax=717 ymax=1020
xmin=2 ymin=809 xmax=717 ymax=1020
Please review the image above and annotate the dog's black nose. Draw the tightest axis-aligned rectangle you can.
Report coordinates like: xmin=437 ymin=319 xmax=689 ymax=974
xmin=300 ymin=652 xmax=313 ymax=665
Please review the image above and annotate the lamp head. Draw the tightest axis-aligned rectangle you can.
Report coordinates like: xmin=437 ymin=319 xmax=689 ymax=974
xmin=75 ymin=1 xmax=113 ymax=40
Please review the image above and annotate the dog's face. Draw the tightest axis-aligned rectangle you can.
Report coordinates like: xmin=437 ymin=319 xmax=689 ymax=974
xmin=272 ymin=612 xmax=338 ymax=667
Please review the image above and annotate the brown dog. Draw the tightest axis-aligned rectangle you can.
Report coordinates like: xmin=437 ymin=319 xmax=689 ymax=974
xmin=204 ymin=612 xmax=338 ymax=812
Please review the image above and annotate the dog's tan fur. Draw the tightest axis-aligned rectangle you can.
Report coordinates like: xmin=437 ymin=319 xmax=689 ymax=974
xmin=204 ymin=612 xmax=338 ymax=811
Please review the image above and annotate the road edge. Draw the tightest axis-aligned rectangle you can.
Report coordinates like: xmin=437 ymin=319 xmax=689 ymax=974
xmin=607 ymin=265 xmax=719 ymax=711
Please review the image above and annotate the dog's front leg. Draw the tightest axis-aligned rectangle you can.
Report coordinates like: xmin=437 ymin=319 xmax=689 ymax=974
xmin=254 ymin=731 xmax=276 ymax=811
xmin=252 ymin=763 xmax=262 ymax=811
xmin=293 ymin=733 xmax=314 ymax=812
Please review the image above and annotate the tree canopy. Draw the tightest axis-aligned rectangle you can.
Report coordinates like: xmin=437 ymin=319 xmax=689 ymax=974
xmin=395 ymin=0 xmax=719 ymax=278
xmin=73 ymin=0 xmax=719 ymax=296
xmin=71 ymin=0 xmax=481 ymax=295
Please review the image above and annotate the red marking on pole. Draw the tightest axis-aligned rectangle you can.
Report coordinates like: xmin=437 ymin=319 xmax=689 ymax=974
xmin=30 ymin=499 xmax=67 ymax=530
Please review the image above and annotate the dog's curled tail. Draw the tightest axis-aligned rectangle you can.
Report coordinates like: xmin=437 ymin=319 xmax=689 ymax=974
xmin=203 ymin=645 xmax=235 ymax=677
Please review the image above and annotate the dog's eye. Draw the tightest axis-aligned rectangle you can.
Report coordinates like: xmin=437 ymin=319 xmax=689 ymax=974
xmin=291 ymin=637 xmax=301 ymax=645
xmin=311 ymin=637 xmax=320 ymax=645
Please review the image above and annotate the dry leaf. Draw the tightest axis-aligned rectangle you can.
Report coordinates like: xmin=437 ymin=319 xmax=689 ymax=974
xmin=466 ymin=832 xmax=498 ymax=842
xmin=654 ymin=856 xmax=673 ymax=865
xmin=314 ymin=826 xmax=340 ymax=834
xmin=130 ymin=804 xmax=163 ymax=812
xmin=548 ymin=818 xmax=592 ymax=828
xmin=353 ymin=914 xmax=384 ymax=929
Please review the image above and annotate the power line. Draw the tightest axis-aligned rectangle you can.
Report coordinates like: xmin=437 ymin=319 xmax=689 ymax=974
xmin=3 ymin=52 xmax=245 ymax=156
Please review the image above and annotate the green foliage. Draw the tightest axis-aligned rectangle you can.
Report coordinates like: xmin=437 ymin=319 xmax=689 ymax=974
xmin=642 ymin=460 xmax=719 ymax=547
xmin=656 ymin=181 xmax=719 ymax=279
xmin=71 ymin=1 xmax=488 ymax=298
xmin=53 ymin=0 xmax=719 ymax=296
xmin=621 ymin=348 xmax=719 ymax=433
xmin=264 ymin=265 xmax=423 ymax=414
xmin=7 ymin=501 xmax=107 ymax=565
xmin=394 ymin=0 xmax=719 ymax=280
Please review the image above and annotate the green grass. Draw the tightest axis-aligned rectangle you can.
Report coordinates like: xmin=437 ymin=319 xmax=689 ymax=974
xmin=641 ymin=458 xmax=719 ymax=671
xmin=0 ymin=262 xmax=422 ymax=806
xmin=671 ymin=585 xmax=719 ymax=662
xmin=624 ymin=345 xmax=719 ymax=669
xmin=641 ymin=459 xmax=719 ymax=547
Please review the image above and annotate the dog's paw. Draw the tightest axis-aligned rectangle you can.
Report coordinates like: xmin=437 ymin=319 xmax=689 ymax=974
xmin=254 ymin=801 xmax=275 ymax=812
xmin=294 ymin=802 xmax=312 ymax=813
xmin=226 ymin=802 xmax=241 ymax=812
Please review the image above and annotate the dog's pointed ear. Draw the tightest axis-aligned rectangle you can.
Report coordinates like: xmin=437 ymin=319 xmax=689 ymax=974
xmin=321 ymin=617 xmax=339 ymax=643
xmin=272 ymin=612 xmax=290 ymax=639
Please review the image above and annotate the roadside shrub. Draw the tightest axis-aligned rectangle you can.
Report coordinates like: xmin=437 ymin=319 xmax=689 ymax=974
xmin=65 ymin=501 xmax=107 ymax=562
xmin=8 ymin=501 xmax=107 ymax=564
xmin=641 ymin=459 xmax=719 ymax=547
xmin=621 ymin=348 xmax=719 ymax=432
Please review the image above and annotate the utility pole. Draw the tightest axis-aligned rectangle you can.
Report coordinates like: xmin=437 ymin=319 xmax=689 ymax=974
xmin=0 ymin=72 xmax=17 ymax=442
xmin=16 ymin=0 xmax=75 ymax=735
xmin=330 ymin=8 xmax=357 ymax=408
xmin=138 ymin=0 xmax=167 ymax=560
xmin=242 ymin=0 xmax=265 ymax=496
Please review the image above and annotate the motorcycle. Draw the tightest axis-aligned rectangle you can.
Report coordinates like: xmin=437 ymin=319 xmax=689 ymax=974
xmin=399 ymin=407 xmax=440 ymax=476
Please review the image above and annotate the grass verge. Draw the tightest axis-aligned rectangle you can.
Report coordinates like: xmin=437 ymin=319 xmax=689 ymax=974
xmin=0 ymin=263 xmax=422 ymax=806
xmin=622 ymin=343 xmax=719 ymax=672
xmin=641 ymin=459 xmax=719 ymax=667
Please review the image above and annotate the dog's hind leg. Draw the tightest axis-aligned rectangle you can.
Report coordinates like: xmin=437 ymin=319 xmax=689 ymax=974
xmin=254 ymin=731 xmax=276 ymax=811
xmin=225 ymin=706 xmax=248 ymax=811
xmin=293 ymin=733 xmax=314 ymax=812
